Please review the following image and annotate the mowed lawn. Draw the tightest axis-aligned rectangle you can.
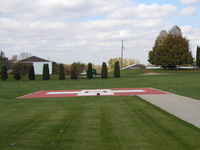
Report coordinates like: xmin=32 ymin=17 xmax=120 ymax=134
xmin=1 ymin=97 xmax=200 ymax=150
xmin=0 ymin=70 xmax=200 ymax=150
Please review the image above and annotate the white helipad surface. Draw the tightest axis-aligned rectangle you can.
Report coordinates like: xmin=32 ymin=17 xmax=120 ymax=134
xmin=46 ymin=89 xmax=146 ymax=96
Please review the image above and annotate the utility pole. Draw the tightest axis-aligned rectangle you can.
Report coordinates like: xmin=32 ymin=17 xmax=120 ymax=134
xmin=121 ymin=40 xmax=124 ymax=69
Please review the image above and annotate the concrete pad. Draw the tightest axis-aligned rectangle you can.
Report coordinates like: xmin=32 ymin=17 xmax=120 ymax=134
xmin=139 ymin=94 xmax=200 ymax=128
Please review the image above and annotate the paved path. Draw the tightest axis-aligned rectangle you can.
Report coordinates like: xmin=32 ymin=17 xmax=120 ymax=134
xmin=139 ymin=93 xmax=200 ymax=128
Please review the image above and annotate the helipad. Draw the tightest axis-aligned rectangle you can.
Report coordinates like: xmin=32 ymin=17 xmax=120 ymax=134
xmin=19 ymin=88 xmax=168 ymax=98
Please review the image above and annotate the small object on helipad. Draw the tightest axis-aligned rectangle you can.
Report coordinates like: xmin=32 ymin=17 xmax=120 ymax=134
xmin=97 ymin=93 xmax=100 ymax=96
xmin=9 ymin=143 xmax=16 ymax=146
xmin=60 ymin=130 xmax=64 ymax=133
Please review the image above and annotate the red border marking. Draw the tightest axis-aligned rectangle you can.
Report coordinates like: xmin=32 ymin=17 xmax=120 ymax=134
xmin=19 ymin=88 xmax=168 ymax=99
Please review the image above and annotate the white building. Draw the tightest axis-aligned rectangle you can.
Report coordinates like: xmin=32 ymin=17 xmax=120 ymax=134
xmin=18 ymin=56 xmax=53 ymax=75
xmin=122 ymin=64 xmax=146 ymax=70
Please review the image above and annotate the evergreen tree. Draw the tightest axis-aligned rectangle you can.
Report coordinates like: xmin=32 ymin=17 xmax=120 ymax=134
xmin=114 ymin=61 xmax=120 ymax=78
xmin=101 ymin=62 xmax=108 ymax=79
xmin=59 ymin=64 xmax=65 ymax=80
xmin=43 ymin=64 xmax=50 ymax=80
xmin=196 ymin=46 xmax=200 ymax=68
xmin=28 ymin=64 xmax=35 ymax=80
xmin=1 ymin=65 xmax=8 ymax=80
xmin=46 ymin=64 xmax=50 ymax=80
xmin=87 ymin=63 xmax=93 ymax=79
xmin=43 ymin=64 xmax=46 ymax=80
xmin=70 ymin=63 xmax=78 ymax=80
xmin=52 ymin=62 xmax=59 ymax=75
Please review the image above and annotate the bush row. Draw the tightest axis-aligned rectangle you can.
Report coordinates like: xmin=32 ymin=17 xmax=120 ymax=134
xmin=0 ymin=61 xmax=120 ymax=81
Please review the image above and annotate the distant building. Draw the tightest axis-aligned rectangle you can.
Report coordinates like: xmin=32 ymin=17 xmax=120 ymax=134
xmin=122 ymin=64 xmax=146 ymax=70
xmin=146 ymin=66 xmax=162 ymax=69
xmin=18 ymin=56 xmax=52 ymax=75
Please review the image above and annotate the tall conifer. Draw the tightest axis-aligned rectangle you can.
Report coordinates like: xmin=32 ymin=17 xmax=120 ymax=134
xmin=1 ymin=65 xmax=8 ymax=81
xmin=196 ymin=46 xmax=200 ymax=68
xmin=28 ymin=64 xmax=35 ymax=80
xmin=59 ymin=64 xmax=65 ymax=80
xmin=101 ymin=62 xmax=108 ymax=79
xmin=114 ymin=61 xmax=120 ymax=78
xmin=87 ymin=63 xmax=93 ymax=79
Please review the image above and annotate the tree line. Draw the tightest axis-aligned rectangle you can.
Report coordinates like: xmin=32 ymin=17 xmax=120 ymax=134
xmin=0 ymin=61 xmax=121 ymax=81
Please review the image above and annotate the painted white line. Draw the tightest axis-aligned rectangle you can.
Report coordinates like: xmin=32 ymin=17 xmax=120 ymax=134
xmin=78 ymin=93 xmax=114 ymax=96
xmin=113 ymin=90 xmax=145 ymax=93
xmin=78 ymin=89 xmax=113 ymax=96
xmin=81 ymin=89 xmax=111 ymax=91
xmin=46 ymin=91 xmax=79 ymax=95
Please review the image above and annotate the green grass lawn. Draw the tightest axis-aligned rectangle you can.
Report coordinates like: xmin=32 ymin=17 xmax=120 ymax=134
xmin=0 ymin=70 xmax=200 ymax=150
xmin=1 ymin=96 xmax=200 ymax=150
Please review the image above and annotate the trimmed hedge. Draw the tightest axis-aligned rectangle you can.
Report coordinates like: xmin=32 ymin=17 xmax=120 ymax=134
xmin=59 ymin=64 xmax=65 ymax=80
xmin=43 ymin=64 xmax=50 ymax=80
xmin=101 ymin=62 xmax=108 ymax=79
xmin=114 ymin=61 xmax=120 ymax=78
xmin=70 ymin=63 xmax=78 ymax=80
xmin=87 ymin=63 xmax=93 ymax=79
xmin=1 ymin=65 xmax=8 ymax=81
xmin=28 ymin=64 xmax=35 ymax=80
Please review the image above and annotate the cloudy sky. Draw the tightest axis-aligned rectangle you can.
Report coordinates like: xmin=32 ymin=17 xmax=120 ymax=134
xmin=0 ymin=0 xmax=200 ymax=64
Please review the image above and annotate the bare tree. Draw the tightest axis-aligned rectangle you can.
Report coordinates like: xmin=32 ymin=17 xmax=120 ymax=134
xmin=11 ymin=55 xmax=18 ymax=62
xmin=19 ymin=52 xmax=32 ymax=60
xmin=108 ymin=57 xmax=140 ymax=71
xmin=155 ymin=30 xmax=168 ymax=46
xmin=169 ymin=25 xmax=182 ymax=36
xmin=70 ymin=62 xmax=86 ymax=79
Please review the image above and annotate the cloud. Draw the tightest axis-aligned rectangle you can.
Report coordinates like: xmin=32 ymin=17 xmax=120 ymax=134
xmin=180 ymin=7 xmax=198 ymax=16
xmin=0 ymin=0 xmax=199 ymax=65
xmin=181 ymin=25 xmax=200 ymax=56
xmin=0 ymin=0 xmax=130 ymax=19
xmin=179 ymin=0 xmax=200 ymax=5
xmin=109 ymin=4 xmax=177 ymax=19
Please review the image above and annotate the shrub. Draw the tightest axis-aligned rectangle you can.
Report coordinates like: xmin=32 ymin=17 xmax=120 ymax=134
xmin=114 ymin=61 xmax=120 ymax=78
xmin=70 ymin=63 xmax=78 ymax=80
xmin=101 ymin=62 xmax=108 ymax=79
xmin=59 ymin=64 xmax=65 ymax=80
xmin=28 ymin=64 xmax=35 ymax=80
xmin=14 ymin=73 xmax=21 ymax=80
xmin=70 ymin=62 xmax=85 ymax=79
xmin=12 ymin=63 xmax=28 ymax=80
xmin=52 ymin=62 xmax=59 ymax=75
xmin=87 ymin=63 xmax=93 ymax=79
xmin=0 ymin=65 xmax=8 ymax=80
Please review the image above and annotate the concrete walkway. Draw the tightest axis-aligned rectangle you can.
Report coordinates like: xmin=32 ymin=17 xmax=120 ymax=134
xmin=139 ymin=93 xmax=200 ymax=128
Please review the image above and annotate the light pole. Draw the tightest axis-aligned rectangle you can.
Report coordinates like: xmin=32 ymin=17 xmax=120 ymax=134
xmin=121 ymin=40 xmax=124 ymax=69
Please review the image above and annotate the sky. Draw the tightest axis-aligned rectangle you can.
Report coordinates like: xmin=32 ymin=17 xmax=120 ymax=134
xmin=0 ymin=0 xmax=200 ymax=64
